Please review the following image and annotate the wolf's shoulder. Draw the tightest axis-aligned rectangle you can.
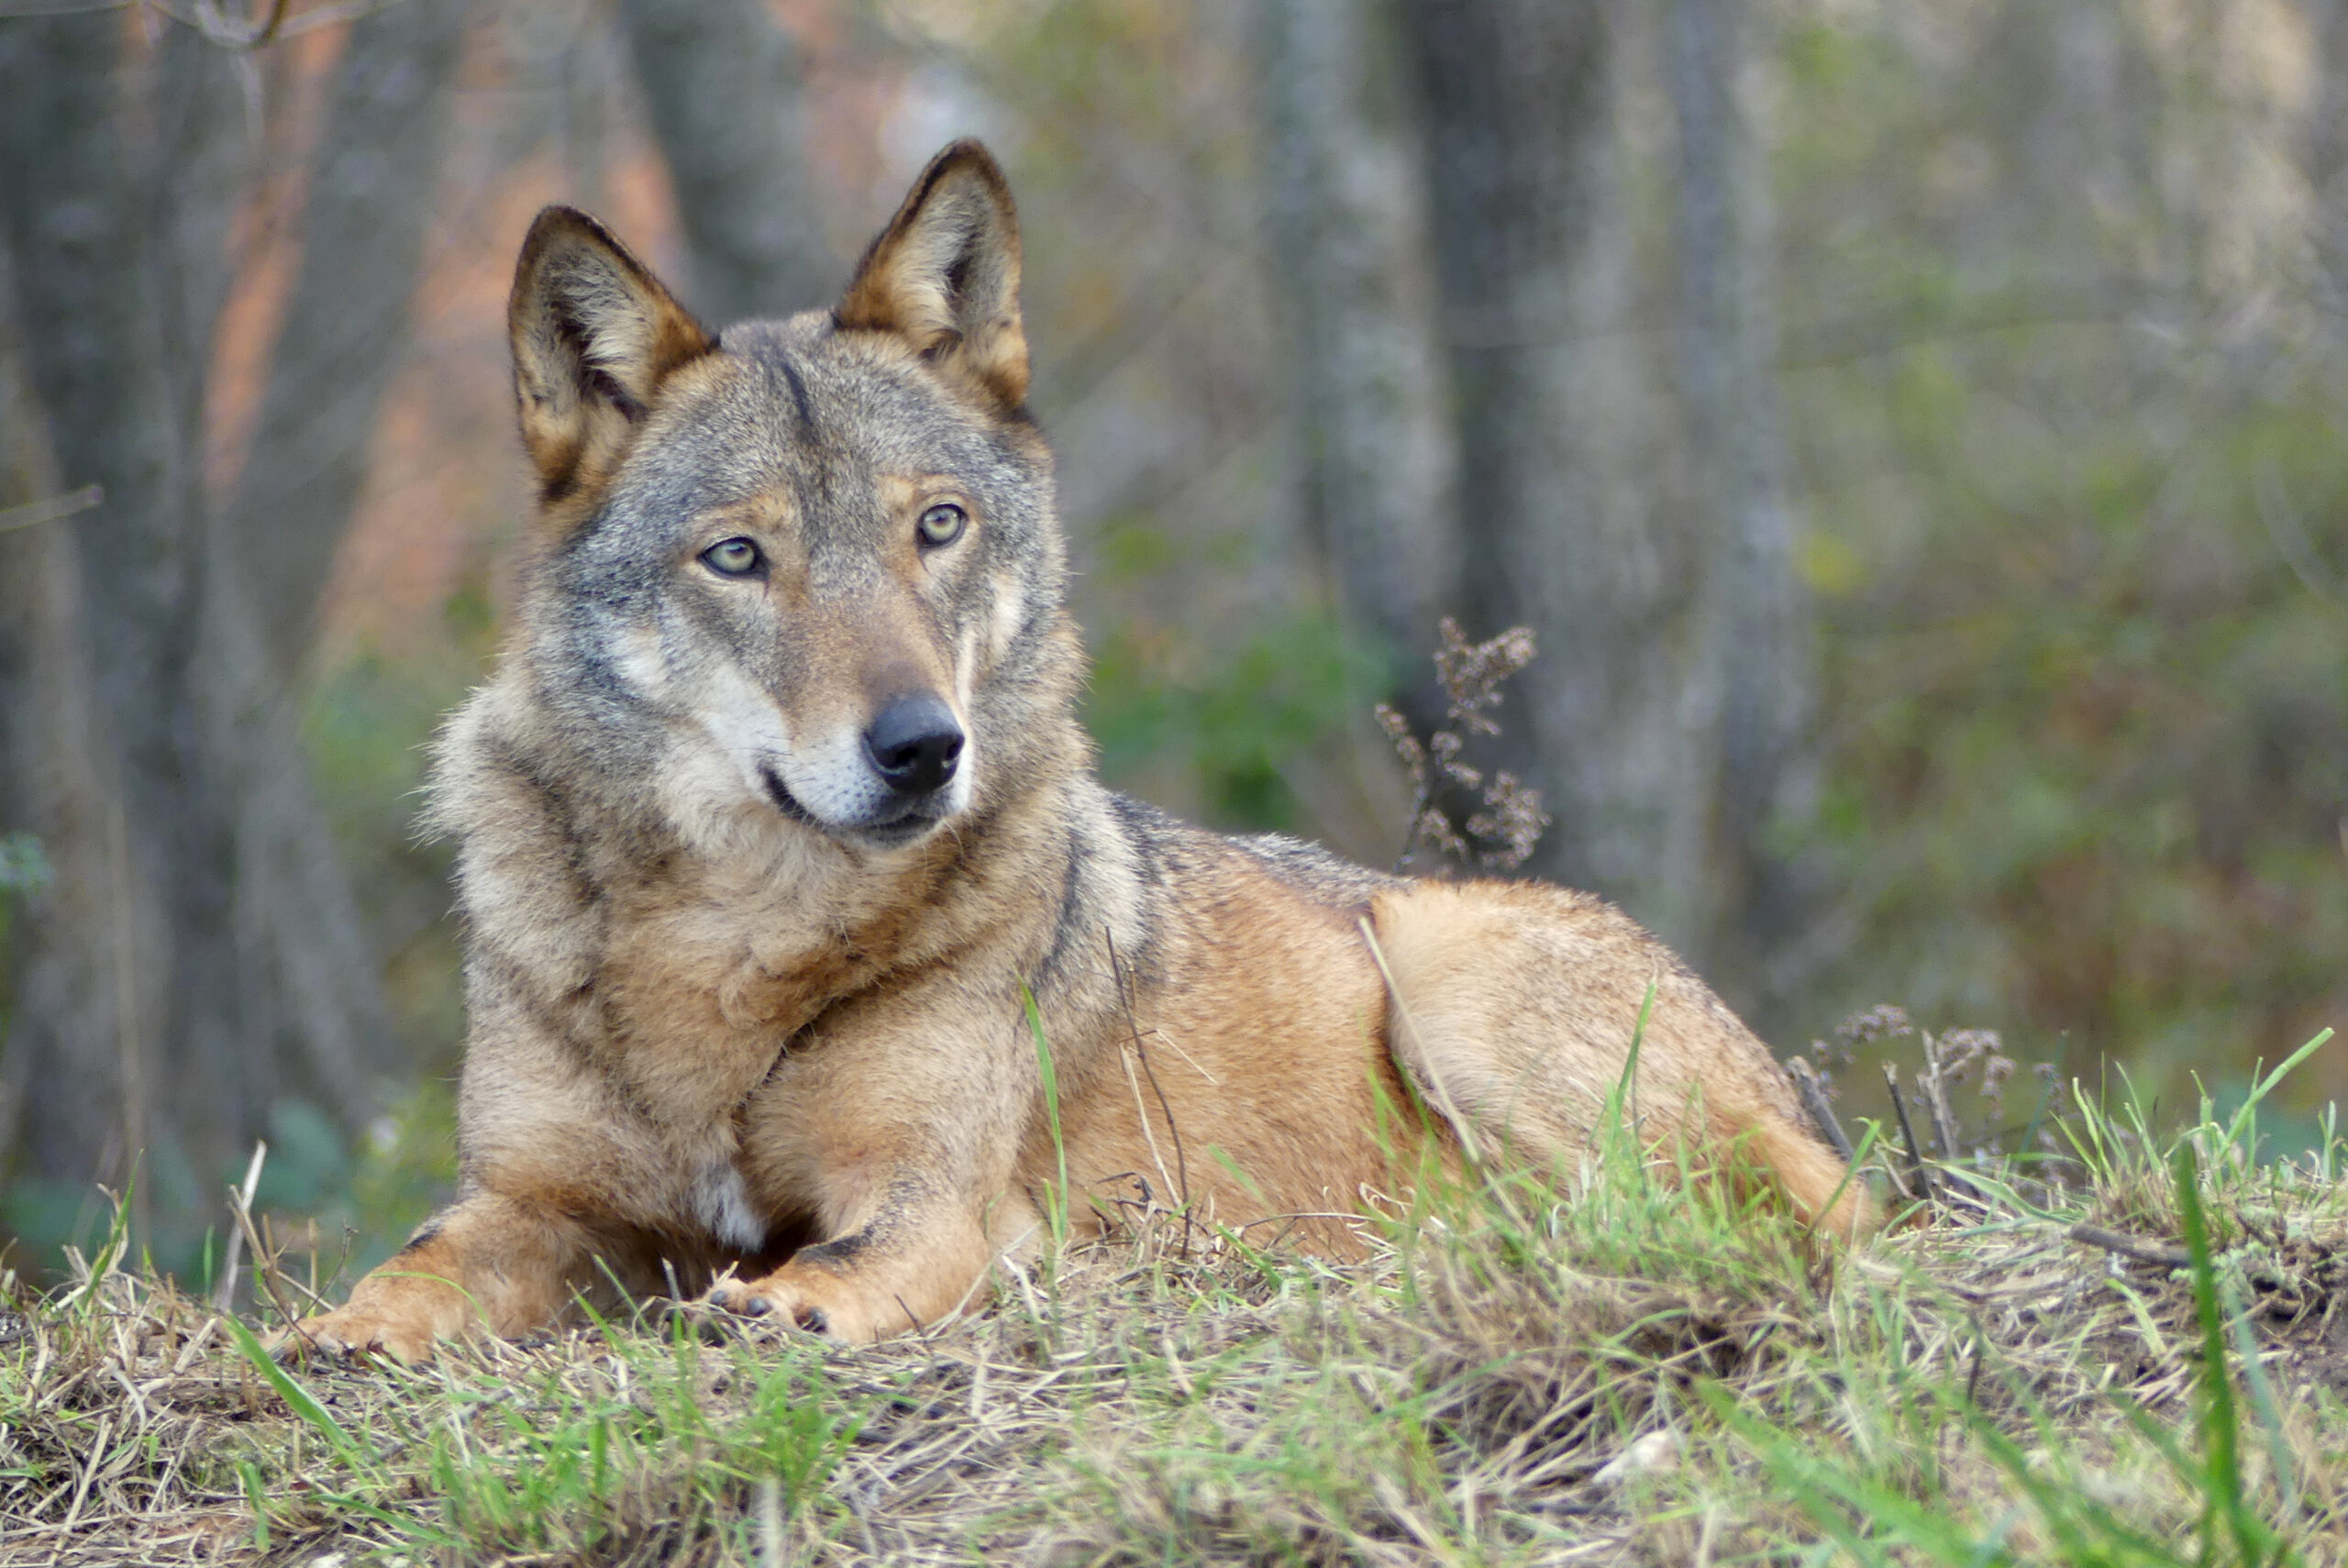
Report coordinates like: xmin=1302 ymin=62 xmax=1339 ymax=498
xmin=1092 ymin=790 xmax=1399 ymax=906
xmin=1226 ymin=829 xmax=1401 ymax=904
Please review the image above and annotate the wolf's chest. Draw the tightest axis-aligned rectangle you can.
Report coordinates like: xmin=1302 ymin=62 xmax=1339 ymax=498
xmin=587 ymin=887 xmax=888 ymax=1125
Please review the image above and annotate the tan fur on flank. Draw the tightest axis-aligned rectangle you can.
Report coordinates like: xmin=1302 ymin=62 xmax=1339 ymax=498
xmin=292 ymin=140 xmax=1863 ymax=1364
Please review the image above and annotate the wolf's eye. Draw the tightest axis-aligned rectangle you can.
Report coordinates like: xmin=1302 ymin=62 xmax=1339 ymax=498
xmin=700 ymin=537 xmax=764 ymax=578
xmin=916 ymin=502 xmax=968 ymax=549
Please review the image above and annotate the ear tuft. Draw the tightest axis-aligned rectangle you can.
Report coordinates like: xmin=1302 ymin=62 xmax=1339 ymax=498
xmin=509 ymin=207 xmax=714 ymax=502
xmin=835 ymin=140 xmax=1028 ymax=411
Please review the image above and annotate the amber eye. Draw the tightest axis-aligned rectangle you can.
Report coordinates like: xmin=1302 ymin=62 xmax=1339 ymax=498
xmin=700 ymin=537 xmax=764 ymax=578
xmin=916 ymin=502 xmax=968 ymax=549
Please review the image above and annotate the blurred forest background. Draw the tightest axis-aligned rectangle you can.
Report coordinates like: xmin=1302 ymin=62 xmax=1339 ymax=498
xmin=0 ymin=0 xmax=2343 ymax=1279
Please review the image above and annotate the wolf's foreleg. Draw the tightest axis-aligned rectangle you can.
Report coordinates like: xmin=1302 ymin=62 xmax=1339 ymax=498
xmin=705 ymin=1182 xmax=1038 ymax=1342
xmin=709 ymin=975 xmax=1045 ymax=1342
xmin=284 ymin=1190 xmax=593 ymax=1363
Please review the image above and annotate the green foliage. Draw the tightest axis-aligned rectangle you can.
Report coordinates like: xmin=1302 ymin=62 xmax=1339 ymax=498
xmin=0 ymin=829 xmax=51 ymax=902
xmin=1781 ymin=9 xmax=2348 ymax=1100
xmin=224 ymin=1315 xmax=369 ymax=1473
xmin=402 ymin=1333 xmax=857 ymax=1560
xmin=1088 ymin=607 xmax=1389 ymax=832
xmin=301 ymin=629 xmax=483 ymax=1062
xmin=345 ymin=1079 xmax=460 ymax=1272
xmin=253 ymin=1099 xmax=351 ymax=1218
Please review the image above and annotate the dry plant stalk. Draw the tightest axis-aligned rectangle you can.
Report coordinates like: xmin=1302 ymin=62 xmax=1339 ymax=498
xmin=1794 ymin=1005 xmax=2054 ymax=1217
xmin=1376 ymin=617 xmax=1550 ymax=874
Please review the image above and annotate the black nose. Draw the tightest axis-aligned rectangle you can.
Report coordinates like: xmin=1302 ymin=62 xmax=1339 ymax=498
xmin=862 ymin=696 xmax=964 ymax=796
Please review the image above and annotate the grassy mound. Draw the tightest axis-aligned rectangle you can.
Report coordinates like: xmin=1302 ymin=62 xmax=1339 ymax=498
xmin=4 ymin=1042 xmax=2342 ymax=1566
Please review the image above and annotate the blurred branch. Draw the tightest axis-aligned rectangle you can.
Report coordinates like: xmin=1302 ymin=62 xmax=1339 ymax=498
xmin=1779 ymin=299 xmax=2135 ymax=370
xmin=0 ymin=482 xmax=99 ymax=533
xmin=0 ymin=0 xmax=400 ymax=46
xmin=187 ymin=0 xmax=287 ymax=48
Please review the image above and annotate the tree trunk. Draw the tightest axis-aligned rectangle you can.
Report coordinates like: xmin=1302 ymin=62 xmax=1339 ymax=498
xmin=0 ymin=18 xmax=209 ymax=1242
xmin=616 ymin=0 xmax=833 ymax=323
xmin=1404 ymin=1 xmax=1707 ymax=933
xmin=228 ymin=0 xmax=470 ymax=672
xmin=2300 ymin=0 xmax=2348 ymax=329
xmin=0 ymin=16 xmax=398 ymax=1263
xmin=1667 ymin=0 xmax=1815 ymax=999
xmin=1255 ymin=0 xmax=1459 ymax=674
xmin=0 ymin=231 xmax=169 ymax=1247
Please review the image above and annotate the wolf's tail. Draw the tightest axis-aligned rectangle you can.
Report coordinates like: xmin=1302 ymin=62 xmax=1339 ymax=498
xmin=1729 ymin=1100 xmax=1875 ymax=1240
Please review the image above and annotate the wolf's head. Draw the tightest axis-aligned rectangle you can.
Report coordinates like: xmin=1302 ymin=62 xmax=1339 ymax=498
xmin=501 ymin=141 xmax=1078 ymax=856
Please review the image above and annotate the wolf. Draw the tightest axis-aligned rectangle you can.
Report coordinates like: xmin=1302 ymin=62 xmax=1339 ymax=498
xmin=293 ymin=140 xmax=1862 ymax=1361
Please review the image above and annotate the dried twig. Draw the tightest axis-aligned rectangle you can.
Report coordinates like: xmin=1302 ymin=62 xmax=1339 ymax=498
xmin=1837 ymin=1004 xmax=1913 ymax=1047
xmin=2066 ymin=1224 xmax=2190 ymax=1272
xmin=211 ymin=1142 xmax=269 ymax=1312
xmin=0 ymin=482 xmax=100 ymax=534
xmin=1919 ymin=1033 xmax=1965 ymax=1163
xmin=1105 ymin=931 xmax=1191 ymax=1226
xmin=1882 ymin=1065 xmax=1933 ymax=1207
xmin=1786 ymin=1057 xmax=1854 ymax=1163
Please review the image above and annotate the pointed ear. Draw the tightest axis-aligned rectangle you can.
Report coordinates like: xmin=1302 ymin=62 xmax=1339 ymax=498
xmin=835 ymin=139 xmax=1029 ymax=411
xmin=508 ymin=206 xmax=714 ymax=501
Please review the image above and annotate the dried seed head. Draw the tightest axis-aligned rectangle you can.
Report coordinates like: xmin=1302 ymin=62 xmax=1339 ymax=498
xmin=1375 ymin=703 xmax=1428 ymax=787
xmin=1416 ymin=807 xmax=1469 ymax=862
xmin=1380 ymin=622 xmax=1545 ymax=873
xmin=1433 ymin=617 xmax=1538 ymax=737
xmin=1836 ymin=1004 xmax=1914 ymax=1045
xmin=1467 ymin=773 xmax=1549 ymax=872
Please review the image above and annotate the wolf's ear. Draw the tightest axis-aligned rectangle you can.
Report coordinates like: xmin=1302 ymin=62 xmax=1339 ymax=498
xmin=835 ymin=139 xmax=1029 ymax=412
xmin=508 ymin=206 xmax=714 ymax=500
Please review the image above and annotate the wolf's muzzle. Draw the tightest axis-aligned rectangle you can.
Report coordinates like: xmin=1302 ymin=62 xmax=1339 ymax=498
xmin=864 ymin=696 xmax=964 ymax=798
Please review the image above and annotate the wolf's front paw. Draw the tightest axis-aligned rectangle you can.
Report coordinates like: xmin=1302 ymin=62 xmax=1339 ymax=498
xmin=704 ymin=1266 xmax=906 ymax=1343
xmin=280 ymin=1304 xmax=446 ymax=1364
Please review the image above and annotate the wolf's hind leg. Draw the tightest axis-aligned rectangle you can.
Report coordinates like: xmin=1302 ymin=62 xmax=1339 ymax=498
xmin=1367 ymin=879 xmax=1868 ymax=1236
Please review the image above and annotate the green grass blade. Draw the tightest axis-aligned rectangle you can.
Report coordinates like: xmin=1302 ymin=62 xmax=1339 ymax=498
xmin=223 ymin=1315 xmax=367 ymax=1472
xmin=1595 ymin=982 xmax=1656 ymax=1189
xmin=2171 ymin=1142 xmax=2284 ymax=1568
xmin=2217 ymin=1030 xmax=2335 ymax=1162
xmin=1709 ymin=1385 xmax=1970 ymax=1567
xmin=1020 ymin=979 xmax=1071 ymax=1253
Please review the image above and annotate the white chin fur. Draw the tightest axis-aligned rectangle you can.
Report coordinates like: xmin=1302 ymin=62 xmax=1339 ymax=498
xmin=637 ymin=657 xmax=806 ymax=855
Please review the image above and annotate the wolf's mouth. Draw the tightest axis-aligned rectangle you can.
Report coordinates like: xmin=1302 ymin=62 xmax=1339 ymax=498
xmin=759 ymin=766 xmax=821 ymax=828
xmin=853 ymin=812 xmax=945 ymax=848
xmin=759 ymin=764 xmax=947 ymax=847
